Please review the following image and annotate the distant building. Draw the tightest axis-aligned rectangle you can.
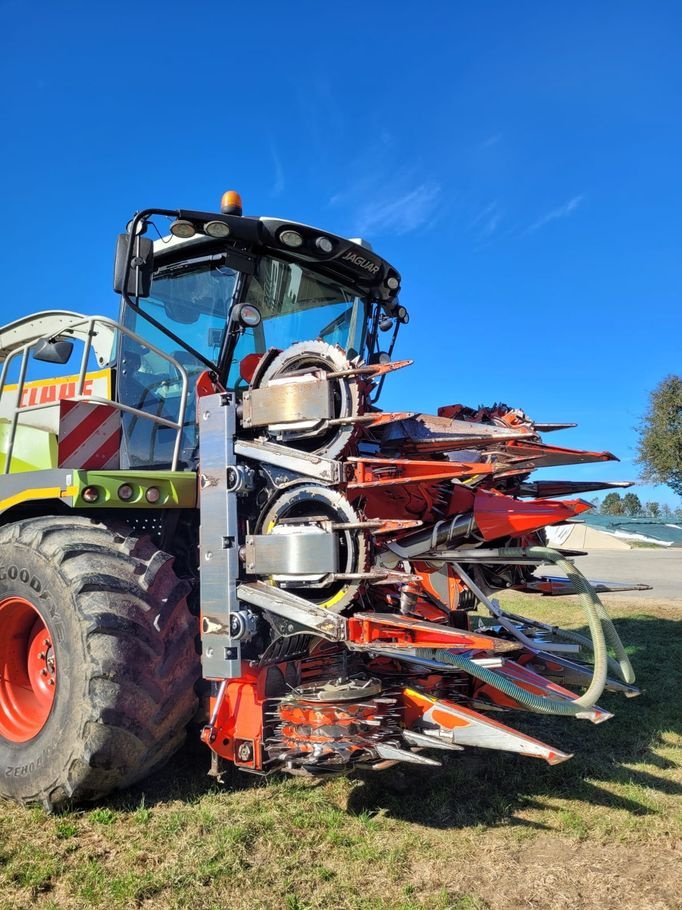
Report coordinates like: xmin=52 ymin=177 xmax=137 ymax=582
xmin=586 ymin=514 xmax=682 ymax=547
xmin=547 ymin=513 xmax=682 ymax=549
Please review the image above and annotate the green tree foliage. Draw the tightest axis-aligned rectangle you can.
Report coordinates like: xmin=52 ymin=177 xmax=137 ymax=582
xmin=622 ymin=492 xmax=642 ymax=516
xmin=601 ymin=492 xmax=625 ymax=515
xmin=646 ymin=501 xmax=661 ymax=519
xmin=636 ymin=375 xmax=682 ymax=496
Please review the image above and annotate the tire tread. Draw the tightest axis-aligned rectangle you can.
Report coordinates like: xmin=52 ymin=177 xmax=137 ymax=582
xmin=0 ymin=516 xmax=199 ymax=810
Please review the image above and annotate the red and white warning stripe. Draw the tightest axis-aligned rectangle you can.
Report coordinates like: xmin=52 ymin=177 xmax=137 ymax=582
xmin=58 ymin=400 xmax=121 ymax=470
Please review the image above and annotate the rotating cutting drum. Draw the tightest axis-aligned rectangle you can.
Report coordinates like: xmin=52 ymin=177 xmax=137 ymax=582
xmin=255 ymin=483 xmax=368 ymax=613
xmin=245 ymin=341 xmax=362 ymax=460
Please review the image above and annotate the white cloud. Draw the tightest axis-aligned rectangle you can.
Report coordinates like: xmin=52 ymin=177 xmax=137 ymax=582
xmin=469 ymin=201 xmax=503 ymax=239
xmin=524 ymin=194 xmax=585 ymax=234
xmin=479 ymin=133 xmax=502 ymax=150
xmin=352 ymin=181 xmax=441 ymax=237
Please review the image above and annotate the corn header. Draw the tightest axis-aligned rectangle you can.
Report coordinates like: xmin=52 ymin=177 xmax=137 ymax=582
xmin=0 ymin=192 xmax=641 ymax=809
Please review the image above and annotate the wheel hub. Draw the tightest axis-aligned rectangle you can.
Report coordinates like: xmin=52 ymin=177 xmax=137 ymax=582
xmin=0 ymin=597 xmax=57 ymax=742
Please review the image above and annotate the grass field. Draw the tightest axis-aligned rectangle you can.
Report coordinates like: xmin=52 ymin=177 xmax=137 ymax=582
xmin=1 ymin=595 xmax=680 ymax=910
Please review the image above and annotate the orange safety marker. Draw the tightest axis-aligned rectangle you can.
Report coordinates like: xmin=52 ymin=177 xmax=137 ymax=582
xmin=474 ymin=659 xmax=613 ymax=724
xmin=402 ymin=689 xmax=573 ymax=764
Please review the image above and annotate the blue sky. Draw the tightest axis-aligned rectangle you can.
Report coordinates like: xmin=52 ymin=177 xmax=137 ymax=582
xmin=1 ymin=1 xmax=681 ymax=505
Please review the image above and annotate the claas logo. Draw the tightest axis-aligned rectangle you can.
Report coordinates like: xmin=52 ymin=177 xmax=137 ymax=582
xmin=5 ymin=370 xmax=112 ymax=408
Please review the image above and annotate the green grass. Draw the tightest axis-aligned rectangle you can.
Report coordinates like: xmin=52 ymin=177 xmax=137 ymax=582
xmin=0 ymin=596 xmax=680 ymax=910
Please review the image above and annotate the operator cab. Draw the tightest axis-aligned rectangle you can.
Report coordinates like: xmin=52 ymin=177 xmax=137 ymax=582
xmin=115 ymin=192 xmax=407 ymax=469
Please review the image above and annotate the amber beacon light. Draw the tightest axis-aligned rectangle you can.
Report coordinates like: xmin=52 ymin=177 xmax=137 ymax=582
xmin=221 ymin=190 xmax=243 ymax=216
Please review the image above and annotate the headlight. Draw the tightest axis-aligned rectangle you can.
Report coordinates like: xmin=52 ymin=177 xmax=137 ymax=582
xmin=279 ymin=230 xmax=304 ymax=248
xmin=204 ymin=220 xmax=231 ymax=238
xmin=315 ymin=236 xmax=333 ymax=253
xmin=169 ymin=219 xmax=197 ymax=239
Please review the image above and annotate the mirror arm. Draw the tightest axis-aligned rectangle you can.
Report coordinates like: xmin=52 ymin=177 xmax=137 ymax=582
xmin=369 ymin=319 xmax=401 ymax=404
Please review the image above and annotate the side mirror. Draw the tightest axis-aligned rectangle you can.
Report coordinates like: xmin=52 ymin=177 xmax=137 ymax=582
xmin=232 ymin=304 xmax=262 ymax=328
xmin=113 ymin=233 xmax=154 ymax=298
xmin=32 ymin=337 xmax=74 ymax=364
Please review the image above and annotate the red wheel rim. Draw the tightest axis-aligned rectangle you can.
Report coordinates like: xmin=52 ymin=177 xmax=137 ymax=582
xmin=0 ymin=597 xmax=57 ymax=742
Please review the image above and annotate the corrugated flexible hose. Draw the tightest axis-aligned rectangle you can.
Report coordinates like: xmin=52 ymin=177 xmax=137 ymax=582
xmin=428 ymin=546 xmax=635 ymax=717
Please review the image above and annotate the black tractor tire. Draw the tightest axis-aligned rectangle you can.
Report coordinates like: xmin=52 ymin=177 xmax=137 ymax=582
xmin=0 ymin=515 xmax=199 ymax=811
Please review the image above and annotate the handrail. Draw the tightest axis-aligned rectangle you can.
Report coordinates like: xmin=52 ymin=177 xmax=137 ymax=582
xmin=0 ymin=315 xmax=190 ymax=473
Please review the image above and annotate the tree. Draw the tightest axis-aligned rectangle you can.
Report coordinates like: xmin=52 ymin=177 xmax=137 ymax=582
xmin=645 ymin=501 xmax=661 ymax=519
xmin=601 ymin=492 xmax=625 ymax=515
xmin=622 ymin=492 xmax=642 ymax=516
xmin=636 ymin=375 xmax=682 ymax=496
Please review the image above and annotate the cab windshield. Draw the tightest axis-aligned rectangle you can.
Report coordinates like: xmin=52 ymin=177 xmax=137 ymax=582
xmin=118 ymin=256 xmax=238 ymax=468
xmin=124 ymin=256 xmax=239 ymax=372
xmin=226 ymin=256 xmax=367 ymax=386
xmin=117 ymin=252 xmax=367 ymax=466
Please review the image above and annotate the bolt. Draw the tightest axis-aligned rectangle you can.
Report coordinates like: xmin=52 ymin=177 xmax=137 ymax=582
xmin=41 ymin=669 xmax=48 ymax=676
xmin=49 ymin=678 xmax=55 ymax=686
xmin=38 ymin=652 xmax=45 ymax=660
xmin=43 ymin=639 xmax=51 ymax=647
